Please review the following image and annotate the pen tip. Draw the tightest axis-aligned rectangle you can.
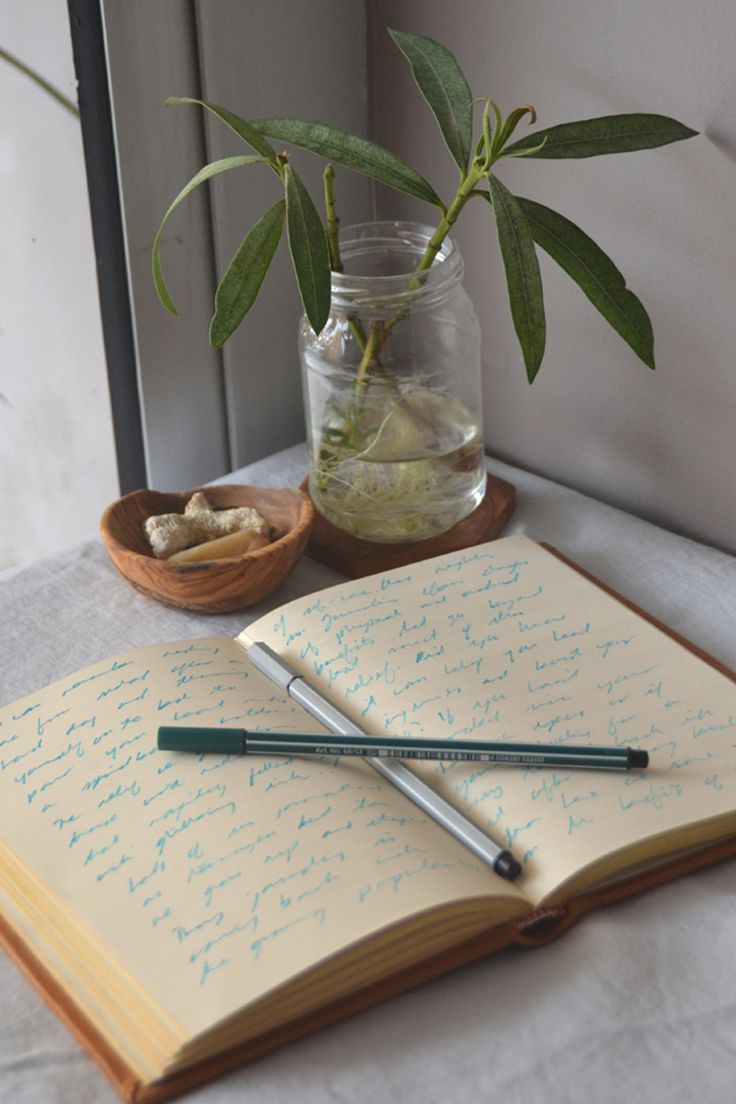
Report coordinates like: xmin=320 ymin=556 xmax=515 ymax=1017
xmin=494 ymin=851 xmax=522 ymax=880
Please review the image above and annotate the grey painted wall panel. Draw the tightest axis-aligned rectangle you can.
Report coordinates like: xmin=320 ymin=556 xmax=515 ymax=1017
xmin=102 ymin=0 xmax=229 ymax=490
xmin=195 ymin=0 xmax=372 ymax=469
xmin=369 ymin=1 xmax=736 ymax=553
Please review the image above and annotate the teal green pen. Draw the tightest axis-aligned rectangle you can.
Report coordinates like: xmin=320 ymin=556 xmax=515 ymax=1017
xmin=157 ymin=726 xmax=649 ymax=770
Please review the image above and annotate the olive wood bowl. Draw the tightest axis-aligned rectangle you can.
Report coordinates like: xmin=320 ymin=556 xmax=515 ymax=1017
xmin=100 ymin=485 xmax=313 ymax=612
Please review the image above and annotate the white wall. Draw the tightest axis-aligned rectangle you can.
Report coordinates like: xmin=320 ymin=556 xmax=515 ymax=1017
xmin=0 ymin=0 xmax=118 ymax=571
xmin=370 ymin=0 xmax=736 ymax=554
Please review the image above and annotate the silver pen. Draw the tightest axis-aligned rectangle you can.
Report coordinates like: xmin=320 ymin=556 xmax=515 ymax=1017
xmin=247 ymin=641 xmax=521 ymax=880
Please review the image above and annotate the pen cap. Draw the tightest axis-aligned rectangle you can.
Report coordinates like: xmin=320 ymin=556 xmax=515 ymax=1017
xmin=247 ymin=642 xmax=297 ymax=692
xmin=157 ymin=727 xmax=245 ymax=754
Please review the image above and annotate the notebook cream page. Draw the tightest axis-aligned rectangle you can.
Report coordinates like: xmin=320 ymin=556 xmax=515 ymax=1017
xmin=0 ymin=638 xmax=524 ymax=1046
xmin=240 ymin=534 xmax=736 ymax=905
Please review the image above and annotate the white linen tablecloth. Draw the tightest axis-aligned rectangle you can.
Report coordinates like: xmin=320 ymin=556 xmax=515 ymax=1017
xmin=1 ymin=446 xmax=734 ymax=1104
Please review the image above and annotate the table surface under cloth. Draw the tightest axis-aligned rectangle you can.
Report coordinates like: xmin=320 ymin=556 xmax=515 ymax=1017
xmin=1 ymin=445 xmax=735 ymax=1104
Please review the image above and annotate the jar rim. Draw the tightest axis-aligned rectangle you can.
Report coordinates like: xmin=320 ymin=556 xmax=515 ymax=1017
xmin=330 ymin=220 xmax=461 ymax=305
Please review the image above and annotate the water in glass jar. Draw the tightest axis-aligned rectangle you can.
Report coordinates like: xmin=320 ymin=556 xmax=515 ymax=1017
xmin=309 ymin=389 xmax=486 ymax=542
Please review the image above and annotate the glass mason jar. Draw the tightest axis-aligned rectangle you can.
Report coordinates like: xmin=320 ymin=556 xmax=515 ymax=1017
xmin=298 ymin=221 xmax=485 ymax=543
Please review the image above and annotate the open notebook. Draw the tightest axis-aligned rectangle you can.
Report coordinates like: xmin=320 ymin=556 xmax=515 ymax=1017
xmin=1 ymin=535 xmax=735 ymax=1101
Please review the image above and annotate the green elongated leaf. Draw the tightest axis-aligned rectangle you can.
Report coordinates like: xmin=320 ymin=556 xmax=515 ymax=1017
xmin=209 ymin=199 xmax=285 ymax=347
xmin=505 ymin=113 xmax=698 ymax=159
xmin=251 ymin=117 xmax=443 ymax=208
xmin=284 ymin=164 xmax=331 ymax=335
xmin=487 ymin=175 xmax=546 ymax=383
xmin=492 ymin=104 xmax=536 ymax=156
xmin=152 ymin=155 xmax=266 ymax=314
xmin=517 ymin=197 xmax=654 ymax=369
xmin=500 ymin=136 xmax=548 ymax=159
xmin=388 ymin=28 xmax=473 ymax=174
xmin=166 ymin=97 xmax=281 ymax=169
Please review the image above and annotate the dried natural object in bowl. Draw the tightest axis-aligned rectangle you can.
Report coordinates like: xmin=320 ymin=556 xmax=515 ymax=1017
xmin=143 ymin=491 xmax=268 ymax=559
xmin=169 ymin=528 xmax=269 ymax=563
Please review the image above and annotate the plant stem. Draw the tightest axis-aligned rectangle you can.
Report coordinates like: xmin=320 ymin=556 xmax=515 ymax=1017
xmin=323 ymin=163 xmax=367 ymax=353
xmin=414 ymin=163 xmax=485 ymax=275
xmin=323 ymin=164 xmax=342 ymax=272
xmin=355 ymin=320 xmax=387 ymax=394
xmin=318 ymin=155 xmax=487 ymax=481
xmin=353 ymin=160 xmax=486 ymax=389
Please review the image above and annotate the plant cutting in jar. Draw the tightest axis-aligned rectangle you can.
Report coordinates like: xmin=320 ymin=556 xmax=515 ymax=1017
xmin=153 ymin=27 xmax=696 ymax=541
